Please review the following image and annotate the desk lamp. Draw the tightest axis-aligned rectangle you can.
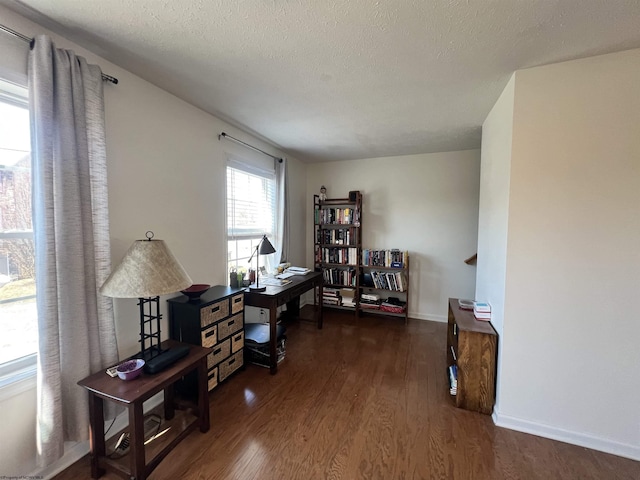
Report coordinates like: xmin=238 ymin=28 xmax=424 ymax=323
xmin=248 ymin=235 xmax=276 ymax=292
xmin=100 ymin=231 xmax=192 ymax=364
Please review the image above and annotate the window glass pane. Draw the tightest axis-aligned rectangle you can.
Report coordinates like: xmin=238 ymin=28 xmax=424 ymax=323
xmin=227 ymin=166 xmax=275 ymax=237
xmin=226 ymin=163 xmax=276 ymax=283
xmin=0 ymin=81 xmax=36 ymax=366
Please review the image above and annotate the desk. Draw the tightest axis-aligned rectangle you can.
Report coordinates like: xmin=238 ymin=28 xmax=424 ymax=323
xmin=243 ymin=271 xmax=323 ymax=374
xmin=77 ymin=340 xmax=211 ymax=480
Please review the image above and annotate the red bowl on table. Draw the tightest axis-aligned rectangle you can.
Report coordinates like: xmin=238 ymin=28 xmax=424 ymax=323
xmin=181 ymin=284 xmax=210 ymax=300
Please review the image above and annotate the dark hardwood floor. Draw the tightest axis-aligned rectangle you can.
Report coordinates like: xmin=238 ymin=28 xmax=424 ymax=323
xmin=56 ymin=308 xmax=639 ymax=479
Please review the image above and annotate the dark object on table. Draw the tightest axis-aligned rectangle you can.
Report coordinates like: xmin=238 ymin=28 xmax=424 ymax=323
xmin=143 ymin=345 xmax=190 ymax=374
xmin=181 ymin=284 xmax=211 ymax=300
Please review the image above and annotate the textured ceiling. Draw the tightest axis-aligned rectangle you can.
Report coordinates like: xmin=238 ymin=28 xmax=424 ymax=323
xmin=3 ymin=0 xmax=640 ymax=162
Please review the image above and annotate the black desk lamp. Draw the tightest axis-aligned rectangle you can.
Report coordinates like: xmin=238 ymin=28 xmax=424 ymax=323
xmin=100 ymin=231 xmax=193 ymax=365
xmin=248 ymin=235 xmax=276 ymax=292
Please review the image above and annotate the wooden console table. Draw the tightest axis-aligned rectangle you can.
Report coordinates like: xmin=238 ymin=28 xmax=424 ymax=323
xmin=447 ymin=298 xmax=498 ymax=414
xmin=78 ymin=340 xmax=211 ymax=480
xmin=243 ymin=271 xmax=323 ymax=374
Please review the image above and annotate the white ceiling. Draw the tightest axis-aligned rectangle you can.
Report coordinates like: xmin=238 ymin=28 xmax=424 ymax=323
xmin=3 ymin=1 xmax=640 ymax=162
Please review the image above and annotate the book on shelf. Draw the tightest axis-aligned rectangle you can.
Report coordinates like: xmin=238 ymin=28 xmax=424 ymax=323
xmin=340 ymin=288 xmax=355 ymax=297
xmin=323 ymin=267 xmax=357 ymax=286
xmin=361 ymin=249 xmax=409 ymax=267
xmin=473 ymin=301 xmax=491 ymax=321
xmin=361 ymin=293 xmax=380 ymax=302
xmin=359 ymin=299 xmax=381 ymax=309
xmin=380 ymin=299 xmax=406 ymax=314
xmin=367 ymin=270 xmax=406 ymax=292
xmin=323 ymin=298 xmax=340 ymax=306
xmin=473 ymin=301 xmax=491 ymax=312
xmin=448 ymin=364 xmax=458 ymax=396
xmin=318 ymin=207 xmax=355 ymax=225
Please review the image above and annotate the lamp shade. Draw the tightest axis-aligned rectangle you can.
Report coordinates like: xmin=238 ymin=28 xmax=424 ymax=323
xmin=258 ymin=235 xmax=276 ymax=255
xmin=100 ymin=238 xmax=192 ymax=298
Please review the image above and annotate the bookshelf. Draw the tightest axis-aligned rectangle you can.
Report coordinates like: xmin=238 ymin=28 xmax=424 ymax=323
xmin=314 ymin=192 xmax=362 ymax=317
xmin=359 ymin=249 xmax=409 ymax=324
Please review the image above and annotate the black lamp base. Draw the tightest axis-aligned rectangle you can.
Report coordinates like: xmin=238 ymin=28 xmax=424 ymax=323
xmin=249 ymin=284 xmax=266 ymax=292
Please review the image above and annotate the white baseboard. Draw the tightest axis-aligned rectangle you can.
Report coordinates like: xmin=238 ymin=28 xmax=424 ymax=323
xmin=36 ymin=393 xmax=165 ymax=479
xmin=493 ymin=411 xmax=640 ymax=461
xmin=408 ymin=311 xmax=447 ymax=323
xmin=300 ymin=299 xmax=447 ymax=324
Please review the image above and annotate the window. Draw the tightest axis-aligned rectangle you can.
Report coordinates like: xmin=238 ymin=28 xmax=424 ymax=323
xmin=0 ymin=78 xmax=36 ymax=376
xmin=226 ymin=160 xmax=276 ymax=280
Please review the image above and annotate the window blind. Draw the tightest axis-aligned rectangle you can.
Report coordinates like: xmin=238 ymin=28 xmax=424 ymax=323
xmin=227 ymin=164 xmax=276 ymax=239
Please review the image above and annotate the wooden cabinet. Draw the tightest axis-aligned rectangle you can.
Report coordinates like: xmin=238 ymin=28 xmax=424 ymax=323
xmin=168 ymin=286 xmax=245 ymax=395
xmin=447 ymin=298 xmax=497 ymax=414
xmin=313 ymin=192 xmax=362 ymax=317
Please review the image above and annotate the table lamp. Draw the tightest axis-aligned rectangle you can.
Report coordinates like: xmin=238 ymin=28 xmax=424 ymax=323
xmin=100 ymin=231 xmax=193 ymax=364
xmin=247 ymin=235 xmax=276 ymax=292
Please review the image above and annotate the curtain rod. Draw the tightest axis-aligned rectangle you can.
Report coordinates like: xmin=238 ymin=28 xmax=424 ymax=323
xmin=0 ymin=23 xmax=118 ymax=85
xmin=218 ymin=132 xmax=283 ymax=162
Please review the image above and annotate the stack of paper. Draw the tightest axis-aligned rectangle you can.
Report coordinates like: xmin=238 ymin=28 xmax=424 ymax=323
xmin=340 ymin=288 xmax=356 ymax=307
xmin=275 ymin=272 xmax=294 ymax=280
xmin=261 ymin=277 xmax=292 ymax=287
xmin=286 ymin=266 xmax=311 ymax=275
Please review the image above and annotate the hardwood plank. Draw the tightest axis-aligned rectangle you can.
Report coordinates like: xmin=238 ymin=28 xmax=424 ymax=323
xmin=55 ymin=308 xmax=639 ymax=480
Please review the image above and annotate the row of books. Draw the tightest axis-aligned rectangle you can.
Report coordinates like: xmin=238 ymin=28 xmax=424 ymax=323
xmin=448 ymin=364 xmax=458 ymax=396
xmin=323 ymin=287 xmax=356 ymax=308
xmin=361 ymin=249 xmax=408 ymax=267
xmin=315 ymin=207 xmax=356 ymax=225
xmin=380 ymin=299 xmax=406 ymax=314
xmin=322 ymin=267 xmax=357 ymax=286
xmin=359 ymin=294 xmax=407 ymax=313
xmin=360 ymin=292 xmax=381 ymax=309
xmin=316 ymin=227 xmax=358 ymax=246
xmin=317 ymin=247 xmax=359 ymax=265
xmin=364 ymin=270 xmax=406 ymax=292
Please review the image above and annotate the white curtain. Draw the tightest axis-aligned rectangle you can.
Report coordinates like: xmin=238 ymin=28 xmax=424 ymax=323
xmin=29 ymin=34 xmax=118 ymax=467
xmin=274 ymin=157 xmax=289 ymax=265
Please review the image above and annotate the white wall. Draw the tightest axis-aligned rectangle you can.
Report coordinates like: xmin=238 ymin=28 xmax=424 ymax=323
xmin=0 ymin=378 xmax=37 ymax=476
xmin=483 ymin=49 xmax=640 ymax=459
xmin=476 ymin=74 xmax=515 ymax=415
xmin=0 ymin=5 xmax=308 ymax=476
xmin=306 ymin=150 xmax=480 ymax=321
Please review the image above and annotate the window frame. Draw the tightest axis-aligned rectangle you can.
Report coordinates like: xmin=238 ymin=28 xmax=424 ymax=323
xmin=226 ymin=156 xmax=277 ymax=279
xmin=0 ymin=77 xmax=37 ymax=390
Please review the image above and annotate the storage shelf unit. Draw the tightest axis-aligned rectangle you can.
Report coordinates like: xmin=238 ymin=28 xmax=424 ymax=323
xmin=314 ymin=193 xmax=410 ymax=323
xmin=168 ymin=286 xmax=245 ymax=396
xmin=447 ymin=298 xmax=497 ymax=414
xmin=359 ymin=253 xmax=409 ymax=324
xmin=314 ymin=193 xmax=362 ymax=317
